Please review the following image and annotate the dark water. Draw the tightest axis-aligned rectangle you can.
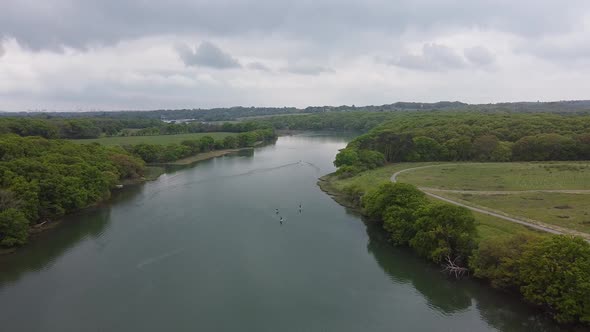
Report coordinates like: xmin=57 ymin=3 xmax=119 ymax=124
xmin=0 ymin=133 xmax=566 ymax=332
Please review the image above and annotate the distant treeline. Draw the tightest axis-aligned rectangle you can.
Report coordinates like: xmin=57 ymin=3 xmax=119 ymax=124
xmin=342 ymin=181 xmax=590 ymax=325
xmin=123 ymin=129 xmax=276 ymax=163
xmin=0 ymin=135 xmax=145 ymax=247
xmin=334 ymin=112 xmax=590 ymax=175
xmin=0 ymin=102 xmax=466 ymax=121
xmin=0 ymin=117 xmax=272 ymax=139
xmin=5 ymin=99 xmax=590 ymax=121
xmin=259 ymin=112 xmax=400 ymax=132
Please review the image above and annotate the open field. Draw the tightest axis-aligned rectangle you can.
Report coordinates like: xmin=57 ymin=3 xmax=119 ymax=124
xmin=70 ymin=132 xmax=238 ymax=146
xmin=325 ymin=162 xmax=544 ymax=240
xmin=439 ymin=191 xmax=590 ymax=234
xmin=330 ymin=163 xmax=438 ymax=192
xmin=396 ymin=162 xmax=590 ymax=190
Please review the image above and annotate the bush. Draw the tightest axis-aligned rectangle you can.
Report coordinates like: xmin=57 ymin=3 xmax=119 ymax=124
xmin=362 ymin=182 xmax=423 ymax=220
xmin=409 ymin=203 xmax=476 ymax=265
xmin=469 ymin=233 xmax=539 ymax=289
xmin=341 ymin=184 xmax=364 ymax=207
xmin=335 ymin=165 xmax=363 ymax=178
xmin=334 ymin=148 xmax=360 ymax=167
xmin=518 ymin=236 xmax=590 ymax=324
xmin=0 ymin=208 xmax=29 ymax=246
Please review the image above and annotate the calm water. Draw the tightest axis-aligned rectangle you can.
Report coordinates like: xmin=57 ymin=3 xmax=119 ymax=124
xmin=0 ymin=133 xmax=565 ymax=332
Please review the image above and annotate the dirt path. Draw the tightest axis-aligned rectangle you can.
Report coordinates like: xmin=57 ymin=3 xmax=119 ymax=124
xmin=391 ymin=165 xmax=590 ymax=240
xmin=421 ymin=188 xmax=590 ymax=195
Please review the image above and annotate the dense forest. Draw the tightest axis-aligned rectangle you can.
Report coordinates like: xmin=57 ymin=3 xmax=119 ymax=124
xmin=4 ymin=100 xmax=590 ymax=121
xmin=0 ymin=117 xmax=272 ymax=139
xmin=0 ymin=102 xmax=466 ymax=120
xmin=0 ymin=135 xmax=145 ymax=247
xmin=333 ymin=112 xmax=590 ymax=175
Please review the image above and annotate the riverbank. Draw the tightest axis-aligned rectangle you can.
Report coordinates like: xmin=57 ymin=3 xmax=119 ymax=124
xmin=317 ymin=174 xmax=359 ymax=210
xmin=318 ymin=168 xmax=590 ymax=328
xmin=156 ymin=148 xmax=250 ymax=166
xmin=1 ymin=143 xmax=269 ymax=255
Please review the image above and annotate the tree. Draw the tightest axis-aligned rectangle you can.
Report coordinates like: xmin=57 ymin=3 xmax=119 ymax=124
xmin=358 ymin=150 xmax=385 ymax=169
xmin=518 ymin=236 xmax=590 ymax=324
xmin=381 ymin=186 xmax=427 ymax=245
xmin=0 ymin=208 xmax=29 ymax=247
xmin=472 ymin=135 xmax=499 ymax=161
xmin=469 ymin=233 xmax=539 ymax=289
xmin=490 ymin=141 xmax=513 ymax=162
xmin=223 ymin=136 xmax=238 ymax=149
xmin=410 ymin=136 xmax=444 ymax=161
xmin=198 ymin=136 xmax=216 ymax=151
xmin=362 ymin=182 xmax=425 ymax=221
xmin=512 ymin=134 xmax=578 ymax=161
xmin=334 ymin=148 xmax=360 ymax=167
xmin=409 ymin=204 xmax=476 ymax=265
xmin=444 ymin=137 xmax=472 ymax=161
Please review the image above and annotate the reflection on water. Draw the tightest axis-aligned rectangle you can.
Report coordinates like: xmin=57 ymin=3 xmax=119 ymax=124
xmin=363 ymin=219 xmax=563 ymax=331
xmin=0 ymin=185 xmax=141 ymax=286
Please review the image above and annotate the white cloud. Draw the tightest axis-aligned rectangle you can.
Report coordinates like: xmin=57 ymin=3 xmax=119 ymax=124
xmin=0 ymin=1 xmax=589 ymax=110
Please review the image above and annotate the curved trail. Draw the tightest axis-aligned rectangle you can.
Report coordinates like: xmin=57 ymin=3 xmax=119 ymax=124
xmin=422 ymin=188 xmax=590 ymax=195
xmin=391 ymin=165 xmax=590 ymax=240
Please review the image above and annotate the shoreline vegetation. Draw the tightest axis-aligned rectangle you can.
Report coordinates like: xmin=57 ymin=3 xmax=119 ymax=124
xmin=319 ymin=164 xmax=590 ymax=326
xmin=0 ymin=146 xmax=254 ymax=256
xmin=0 ymin=127 xmax=277 ymax=253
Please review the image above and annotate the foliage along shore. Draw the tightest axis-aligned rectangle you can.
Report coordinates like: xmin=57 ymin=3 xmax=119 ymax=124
xmin=318 ymin=172 xmax=590 ymax=326
xmin=0 ymin=128 xmax=277 ymax=252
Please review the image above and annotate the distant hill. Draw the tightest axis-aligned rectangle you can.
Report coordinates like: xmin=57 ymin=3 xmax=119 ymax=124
xmin=1 ymin=100 xmax=589 ymax=121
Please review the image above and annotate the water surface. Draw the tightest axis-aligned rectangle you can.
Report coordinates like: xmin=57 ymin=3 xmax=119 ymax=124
xmin=0 ymin=133 xmax=564 ymax=331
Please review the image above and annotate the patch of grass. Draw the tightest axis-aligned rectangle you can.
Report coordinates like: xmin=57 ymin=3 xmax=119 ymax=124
xmin=331 ymin=162 xmax=440 ymax=192
xmin=472 ymin=211 xmax=545 ymax=240
xmin=442 ymin=192 xmax=590 ymax=234
xmin=70 ymin=132 xmax=238 ymax=146
xmin=397 ymin=162 xmax=590 ymax=190
xmin=327 ymin=162 xmax=542 ymax=240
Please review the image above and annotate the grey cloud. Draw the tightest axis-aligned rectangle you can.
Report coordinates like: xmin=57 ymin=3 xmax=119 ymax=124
xmin=0 ymin=43 xmax=4 ymax=57
xmin=176 ymin=41 xmax=241 ymax=69
xmin=282 ymin=63 xmax=334 ymax=75
xmin=464 ymin=46 xmax=495 ymax=65
xmin=1 ymin=1 xmax=589 ymax=51
xmin=393 ymin=43 xmax=466 ymax=71
xmin=247 ymin=62 xmax=271 ymax=71
xmin=518 ymin=41 xmax=590 ymax=62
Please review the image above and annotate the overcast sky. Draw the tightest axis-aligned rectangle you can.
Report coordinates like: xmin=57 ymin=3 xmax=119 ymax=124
xmin=1 ymin=0 xmax=589 ymax=111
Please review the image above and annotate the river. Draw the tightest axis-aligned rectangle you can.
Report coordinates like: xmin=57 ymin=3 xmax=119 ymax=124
xmin=0 ymin=133 xmax=565 ymax=331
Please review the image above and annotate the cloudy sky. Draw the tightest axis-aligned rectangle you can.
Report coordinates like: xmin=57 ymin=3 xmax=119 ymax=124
xmin=1 ymin=0 xmax=589 ymax=111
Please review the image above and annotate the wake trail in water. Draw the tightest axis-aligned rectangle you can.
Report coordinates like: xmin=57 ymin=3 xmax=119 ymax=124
xmin=139 ymin=161 xmax=320 ymax=203
xmin=136 ymin=248 xmax=185 ymax=269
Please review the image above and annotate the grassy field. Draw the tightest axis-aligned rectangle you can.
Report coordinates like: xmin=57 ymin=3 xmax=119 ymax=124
xmin=396 ymin=162 xmax=590 ymax=190
xmin=325 ymin=162 xmax=544 ymax=240
xmin=331 ymin=163 xmax=438 ymax=192
xmin=70 ymin=132 xmax=238 ymax=146
xmin=439 ymin=191 xmax=590 ymax=234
